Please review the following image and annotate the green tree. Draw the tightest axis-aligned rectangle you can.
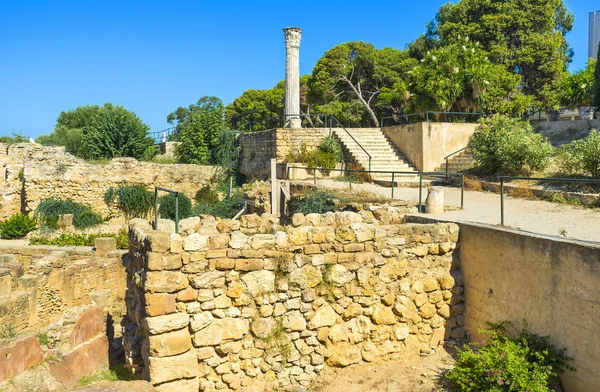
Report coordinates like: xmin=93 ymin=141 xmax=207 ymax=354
xmin=225 ymin=84 xmax=284 ymax=131
xmin=308 ymin=42 xmax=416 ymax=126
xmin=84 ymin=103 xmax=154 ymax=160
xmin=0 ymin=133 xmax=27 ymax=144
xmin=420 ymin=0 xmax=574 ymax=109
xmin=170 ymin=96 xmax=225 ymax=164
xmin=594 ymin=42 xmax=600 ymax=116
xmin=559 ymin=59 xmax=597 ymax=110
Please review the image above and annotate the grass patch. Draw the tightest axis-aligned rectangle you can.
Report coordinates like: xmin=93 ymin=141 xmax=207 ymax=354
xmin=29 ymin=229 xmax=129 ymax=249
xmin=151 ymin=155 xmax=178 ymax=164
xmin=36 ymin=332 xmax=49 ymax=345
xmin=77 ymin=365 xmax=132 ymax=386
xmin=0 ymin=323 xmax=17 ymax=339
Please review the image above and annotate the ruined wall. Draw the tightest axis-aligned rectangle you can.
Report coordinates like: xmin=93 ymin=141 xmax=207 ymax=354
xmin=0 ymin=242 xmax=127 ymax=334
xmin=383 ymin=123 xmax=477 ymax=171
xmin=0 ymin=143 xmax=218 ymax=220
xmin=124 ymin=212 xmax=464 ymax=392
xmin=459 ymin=222 xmax=600 ymax=392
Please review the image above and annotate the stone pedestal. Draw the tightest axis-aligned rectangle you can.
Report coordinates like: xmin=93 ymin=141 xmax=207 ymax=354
xmin=425 ymin=187 xmax=445 ymax=214
xmin=283 ymin=27 xmax=302 ymax=129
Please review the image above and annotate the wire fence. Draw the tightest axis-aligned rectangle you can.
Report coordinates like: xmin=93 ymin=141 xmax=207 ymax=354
xmin=150 ymin=127 xmax=178 ymax=144
xmin=380 ymin=111 xmax=484 ymax=128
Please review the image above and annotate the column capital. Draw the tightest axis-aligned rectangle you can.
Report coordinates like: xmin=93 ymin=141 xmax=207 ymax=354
xmin=283 ymin=27 xmax=302 ymax=48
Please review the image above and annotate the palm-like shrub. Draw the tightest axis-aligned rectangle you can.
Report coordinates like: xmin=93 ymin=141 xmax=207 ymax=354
xmin=116 ymin=185 xmax=154 ymax=219
xmin=36 ymin=199 xmax=102 ymax=229
xmin=0 ymin=213 xmax=37 ymax=239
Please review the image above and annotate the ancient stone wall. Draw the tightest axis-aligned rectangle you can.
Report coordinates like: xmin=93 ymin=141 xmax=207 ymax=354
xmin=0 ymin=242 xmax=127 ymax=334
xmin=124 ymin=212 xmax=464 ymax=391
xmin=0 ymin=143 xmax=218 ymax=220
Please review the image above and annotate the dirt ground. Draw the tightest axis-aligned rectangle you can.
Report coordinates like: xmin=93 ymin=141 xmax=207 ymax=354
xmin=315 ymin=349 xmax=455 ymax=392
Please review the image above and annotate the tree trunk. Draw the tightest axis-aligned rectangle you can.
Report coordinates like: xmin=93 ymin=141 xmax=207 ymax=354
xmin=343 ymin=77 xmax=379 ymax=127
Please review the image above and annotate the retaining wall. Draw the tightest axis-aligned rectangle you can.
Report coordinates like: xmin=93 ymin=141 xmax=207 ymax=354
xmin=124 ymin=211 xmax=464 ymax=391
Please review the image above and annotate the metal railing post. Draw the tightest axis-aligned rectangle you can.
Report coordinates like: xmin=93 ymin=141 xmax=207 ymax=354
xmin=461 ymin=174 xmax=464 ymax=209
xmin=175 ymin=193 xmax=179 ymax=234
xmin=418 ymin=173 xmax=423 ymax=212
xmin=154 ymin=188 xmax=158 ymax=230
xmin=445 ymin=158 xmax=449 ymax=181
xmin=500 ymin=178 xmax=505 ymax=226
xmin=228 ymin=176 xmax=233 ymax=199
xmin=313 ymin=169 xmax=316 ymax=186
xmin=391 ymin=172 xmax=395 ymax=199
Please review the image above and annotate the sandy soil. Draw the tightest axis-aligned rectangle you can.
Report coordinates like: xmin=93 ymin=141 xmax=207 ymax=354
xmin=315 ymin=349 xmax=455 ymax=392
xmin=300 ymin=179 xmax=600 ymax=243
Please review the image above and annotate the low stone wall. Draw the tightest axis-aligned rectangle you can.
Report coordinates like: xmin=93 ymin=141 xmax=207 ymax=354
xmin=0 ymin=243 xmax=127 ymax=334
xmin=0 ymin=143 xmax=218 ymax=220
xmin=124 ymin=212 xmax=464 ymax=391
xmin=458 ymin=222 xmax=600 ymax=392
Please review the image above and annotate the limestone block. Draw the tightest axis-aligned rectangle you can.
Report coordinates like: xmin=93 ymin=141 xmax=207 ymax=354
xmin=419 ymin=303 xmax=437 ymax=319
xmin=143 ymin=313 xmax=189 ymax=335
xmin=148 ymin=231 xmax=171 ymax=253
xmin=288 ymin=227 xmax=308 ymax=245
xmin=145 ymin=293 xmax=177 ymax=316
xmin=241 ymin=270 xmax=274 ymax=297
xmin=148 ymin=328 xmax=192 ymax=357
xmin=349 ymin=223 xmax=375 ymax=242
xmin=147 ymin=252 xmax=182 ymax=271
xmin=190 ymin=312 xmax=214 ymax=332
xmin=71 ymin=307 xmax=105 ymax=347
xmin=146 ymin=271 xmax=189 ymax=293
xmin=49 ymin=335 xmax=108 ymax=388
xmin=394 ymin=323 xmax=410 ymax=340
xmin=289 ymin=265 xmax=322 ymax=289
xmin=251 ymin=317 xmax=274 ymax=339
xmin=176 ymin=286 xmax=197 ymax=302
xmin=291 ymin=213 xmax=305 ymax=227
xmin=327 ymin=264 xmax=354 ymax=286
xmin=251 ymin=234 xmax=276 ymax=249
xmin=230 ymin=231 xmax=249 ymax=249
xmin=422 ymin=276 xmax=440 ymax=292
xmin=235 ymin=259 xmax=264 ymax=271
xmin=378 ymin=259 xmax=408 ymax=283
xmin=425 ymin=187 xmax=444 ymax=214
xmin=192 ymin=318 xmax=249 ymax=347
xmin=343 ymin=303 xmax=363 ymax=320
xmin=156 ymin=219 xmax=176 ymax=233
xmin=192 ymin=271 xmax=225 ymax=289
xmin=178 ymin=216 xmax=200 ymax=234
xmin=57 ymin=214 xmax=74 ymax=228
xmin=153 ymin=377 xmax=199 ymax=392
xmin=169 ymin=233 xmax=183 ymax=253
xmin=371 ymin=303 xmax=396 ymax=325
xmin=148 ymin=348 xmax=198 ymax=384
xmin=327 ymin=342 xmax=361 ymax=367
xmin=94 ymin=237 xmax=116 ymax=255
xmin=308 ymin=304 xmax=338 ymax=329
xmin=284 ymin=310 xmax=307 ymax=332
xmin=209 ymin=233 xmax=230 ymax=249
xmin=183 ymin=233 xmax=209 ymax=251
xmin=438 ymin=274 xmax=455 ymax=290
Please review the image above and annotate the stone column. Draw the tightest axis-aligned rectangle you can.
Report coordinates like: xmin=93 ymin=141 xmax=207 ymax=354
xmin=283 ymin=27 xmax=302 ymax=128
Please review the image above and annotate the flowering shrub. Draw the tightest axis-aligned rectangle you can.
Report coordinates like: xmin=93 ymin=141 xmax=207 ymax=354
xmin=446 ymin=321 xmax=574 ymax=392
xmin=557 ymin=130 xmax=600 ymax=178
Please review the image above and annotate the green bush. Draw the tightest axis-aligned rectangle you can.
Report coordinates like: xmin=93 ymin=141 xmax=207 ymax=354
xmin=36 ymin=199 xmax=102 ymax=229
xmin=557 ymin=130 xmax=600 ymax=178
xmin=318 ymin=136 xmax=344 ymax=163
xmin=469 ymin=115 xmax=554 ymax=175
xmin=0 ymin=213 xmax=37 ymax=239
xmin=195 ymin=186 xmax=219 ymax=204
xmin=446 ymin=321 xmax=574 ymax=392
xmin=104 ymin=187 xmax=116 ymax=205
xmin=292 ymin=191 xmax=339 ymax=214
xmin=29 ymin=229 xmax=129 ymax=249
xmin=192 ymin=197 xmax=241 ymax=219
xmin=159 ymin=193 xmax=192 ymax=220
xmin=211 ymin=128 xmax=241 ymax=176
xmin=116 ymin=185 xmax=153 ymax=219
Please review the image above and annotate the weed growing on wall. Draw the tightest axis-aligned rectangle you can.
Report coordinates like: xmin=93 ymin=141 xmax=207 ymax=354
xmin=0 ymin=213 xmax=37 ymax=239
xmin=29 ymin=229 xmax=129 ymax=249
xmin=36 ymin=199 xmax=102 ymax=230
xmin=291 ymin=191 xmax=340 ymax=214
xmin=116 ymin=185 xmax=153 ymax=219
xmin=446 ymin=321 xmax=574 ymax=392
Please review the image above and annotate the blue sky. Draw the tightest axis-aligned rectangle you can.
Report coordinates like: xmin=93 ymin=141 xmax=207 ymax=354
xmin=0 ymin=0 xmax=594 ymax=138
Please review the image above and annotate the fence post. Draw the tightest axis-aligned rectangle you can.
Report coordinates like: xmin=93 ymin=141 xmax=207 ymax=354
xmin=461 ymin=174 xmax=464 ymax=209
xmin=500 ymin=178 xmax=505 ymax=226
xmin=313 ymin=169 xmax=317 ymax=186
xmin=445 ymin=158 xmax=449 ymax=181
xmin=418 ymin=173 xmax=423 ymax=213
xmin=391 ymin=172 xmax=395 ymax=199
xmin=175 ymin=193 xmax=179 ymax=234
xmin=154 ymin=187 xmax=158 ymax=230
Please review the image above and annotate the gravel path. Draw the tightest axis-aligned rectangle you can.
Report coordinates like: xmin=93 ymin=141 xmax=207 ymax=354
xmin=300 ymin=179 xmax=600 ymax=243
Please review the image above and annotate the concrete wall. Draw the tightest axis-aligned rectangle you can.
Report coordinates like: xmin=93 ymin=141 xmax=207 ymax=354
xmin=0 ymin=143 xmax=218 ymax=220
xmin=383 ymin=123 xmax=477 ymax=172
xmin=459 ymin=223 xmax=600 ymax=392
xmin=124 ymin=213 xmax=464 ymax=391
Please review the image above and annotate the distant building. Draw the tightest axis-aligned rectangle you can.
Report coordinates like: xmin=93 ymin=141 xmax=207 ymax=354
xmin=590 ymin=10 xmax=600 ymax=59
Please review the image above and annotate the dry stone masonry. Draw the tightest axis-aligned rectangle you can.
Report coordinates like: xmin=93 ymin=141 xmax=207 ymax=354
xmin=124 ymin=210 xmax=464 ymax=391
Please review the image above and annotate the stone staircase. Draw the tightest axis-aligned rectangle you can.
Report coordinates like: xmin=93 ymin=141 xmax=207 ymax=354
xmin=331 ymin=128 xmax=418 ymax=182
xmin=434 ymin=149 xmax=475 ymax=173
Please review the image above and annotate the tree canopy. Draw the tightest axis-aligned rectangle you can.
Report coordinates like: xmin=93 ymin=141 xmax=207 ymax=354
xmin=594 ymin=42 xmax=600 ymax=114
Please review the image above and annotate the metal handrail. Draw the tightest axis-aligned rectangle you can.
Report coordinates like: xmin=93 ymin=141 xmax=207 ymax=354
xmin=444 ymin=146 xmax=470 ymax=177
xmin=150 ymin=127 xmax=177 ymax=144
xmin=154 ymin=186 xmax=181 ymax=233
xmin=328 ymin=114 xmax=372 ymax=172
xmin=284 ymin=165 xmax=465 ymax=211
xmin=497 ymin=176 xmax=600 ymax=226
xmin=380 ymin=111 xmax=483 ymax=127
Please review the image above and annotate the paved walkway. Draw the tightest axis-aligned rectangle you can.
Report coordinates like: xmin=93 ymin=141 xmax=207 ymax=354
xmin=301 ymin=179 xmax=600 ymax=243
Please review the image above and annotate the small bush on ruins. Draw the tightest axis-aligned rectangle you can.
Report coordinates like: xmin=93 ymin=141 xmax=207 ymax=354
xmin=36 ymin=199 xmax=102 ymax=230
xmin=556 ymin=130 xmax=600 ymax=178
xmin=211 ymin=128 xmax=241 ymax=176
xmin=468 ymin=115 xmax=553 ymax=175
xmin=195 ymin=186 xmax=220 ymax=204
xmin=446 ymin=321 xmax=574 ymax=392
xmin=159 ymin=193 xmax=192 ymax=220
xmin=0 ymin=213 xmax=37 ymax=239
xmin=292 ymin=190 xmax=340 ymax=214
xmin=115 ymin=185 xmax=154 ymax=219
xmin=29 ymin=229 xmax=129 ymax=249
xmin=192 ymin=195 xmax=241 ymax=219
xmin=284 ymin=139 xmax=342 ymax=174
